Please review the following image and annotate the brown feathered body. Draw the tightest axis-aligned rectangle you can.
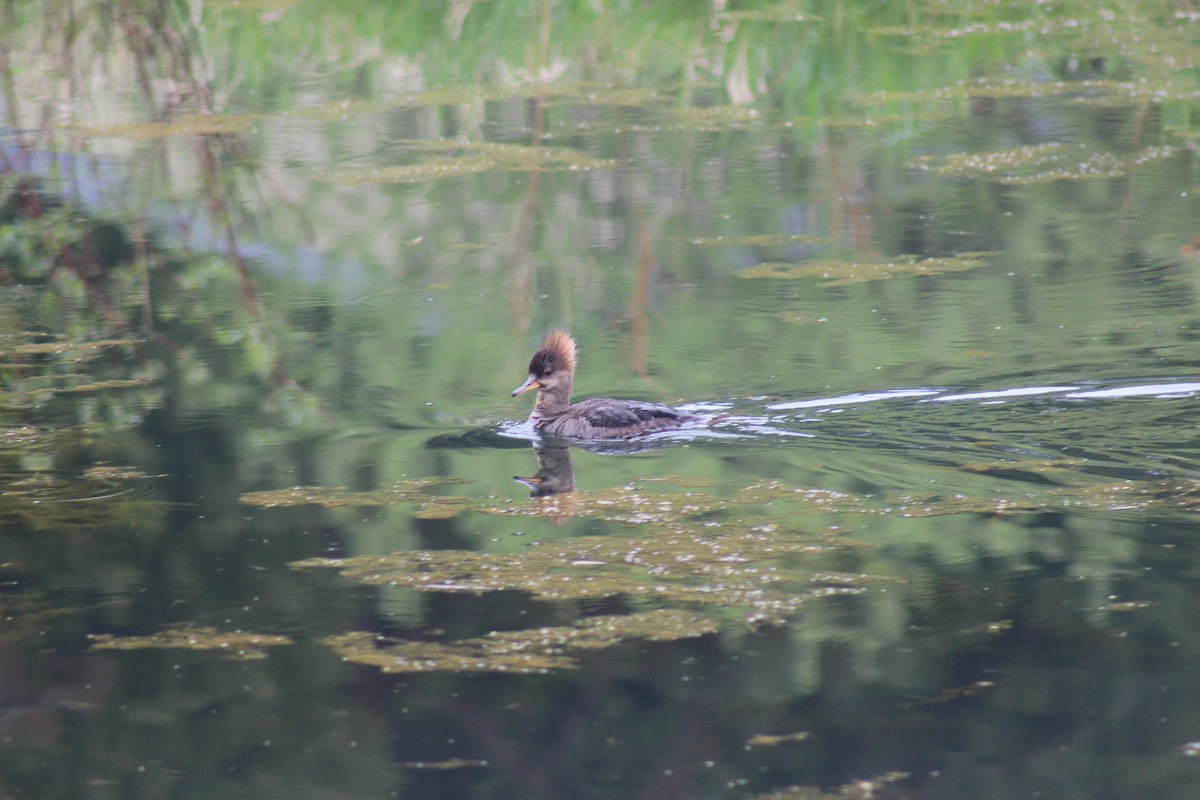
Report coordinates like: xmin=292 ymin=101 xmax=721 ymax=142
xmin=511 ymin=330 xmax=695 ymax=440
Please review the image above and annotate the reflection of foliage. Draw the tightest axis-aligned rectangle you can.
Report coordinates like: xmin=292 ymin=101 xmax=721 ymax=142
xmin=0 ymin=2 xmax=1197 ymax=798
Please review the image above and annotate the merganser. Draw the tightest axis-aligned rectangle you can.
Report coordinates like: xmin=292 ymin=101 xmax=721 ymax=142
xmin=511 ymin=330 xmax=695 ymax=439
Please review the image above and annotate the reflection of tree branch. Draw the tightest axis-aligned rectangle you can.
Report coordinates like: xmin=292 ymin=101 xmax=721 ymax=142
xmin=508 ymin=0 xmax=561 ymax=330
xmin=613 ymin=126 xmax=654 ymax=375
xmin=197 ymin=135 xmax=261 ymax=310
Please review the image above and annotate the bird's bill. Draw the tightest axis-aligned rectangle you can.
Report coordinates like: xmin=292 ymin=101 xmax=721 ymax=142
xmin=511 ymin=375 xmax=541 ymax=396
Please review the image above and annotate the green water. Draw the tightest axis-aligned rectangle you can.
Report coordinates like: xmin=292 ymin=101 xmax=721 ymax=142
xmin=3 ymin=1 xmax=1200 ymax=798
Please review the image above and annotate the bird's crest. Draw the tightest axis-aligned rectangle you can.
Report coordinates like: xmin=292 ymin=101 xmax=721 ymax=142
xmin=535 ymin=329 xmax=577 ymax=373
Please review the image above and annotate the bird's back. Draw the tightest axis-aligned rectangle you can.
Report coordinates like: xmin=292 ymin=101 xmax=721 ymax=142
xmin=535 ymin=397 xmax=694 ymax=439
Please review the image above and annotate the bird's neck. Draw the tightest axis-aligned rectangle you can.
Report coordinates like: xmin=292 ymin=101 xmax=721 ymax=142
xmin=532 ymin=380 xmax=573 ymax=419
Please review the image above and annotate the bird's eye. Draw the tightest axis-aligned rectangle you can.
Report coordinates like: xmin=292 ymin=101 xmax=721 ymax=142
xmin=544 ymin=369 xmax=553 ymax=376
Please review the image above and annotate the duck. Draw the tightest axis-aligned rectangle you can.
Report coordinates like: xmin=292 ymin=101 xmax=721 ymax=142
xmin=511 ymin=330 xmax=696 ymax=439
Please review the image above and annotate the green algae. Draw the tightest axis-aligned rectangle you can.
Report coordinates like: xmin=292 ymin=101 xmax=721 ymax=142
xmin=479 ymin=480 xmax=866 ymax=537
xmin=400 ymin=759 xmax=489 ymax=770
xmin=885 ymin=494 xmax=1045 ymax=518
xmin=716 ymin=7 xmax=816 ymax=24
xmin=51 ymin=378 xmax=156 ymax=394
xmin=89 ymin=625 xmax=293 ymax=660
xmin=0 ymin=470 xmax=163 ymax=531
xmin=323 ymin=609 xmax=717 ymax=674
xmin=294 ymin=528 xmax=881 ymax=627
xmin=913 ymin=143 xmax=1176 ymax=184
xmin=239 ymin=477 xmax=465 ymax=508
xmin=685 ymin=234 xmax=826 ymax=247
xmin=73 ymin=114 xmax=262 ymax=139
xmin=746 ymin=731 xmax=811 ymax=747
xmin=0 ymin=336 xmax=140 ymax=359
xmin=958 ymin=458 xmax=1085 ymax=479
xmin=320 ymin=141 xmax=618 ymax=185
xmin=82 ymin=465 xmax=152 ymax=482
xmin=861 ymin=76 xmax=1200 ymax=108
xmin=295 ymin=83 xmax=662 ymax=126
xmin=668 ymin=104 xmax=763 ymax=129
xmin=745 ymin=771 xmax=909 ymax=800
xmin=738 ymin=254 xmax=988 ymax=285
xmin=1063 ymin=479 xmax=1200 ymax=514
xmin=0 ymin=334 xmax=154 ymax=411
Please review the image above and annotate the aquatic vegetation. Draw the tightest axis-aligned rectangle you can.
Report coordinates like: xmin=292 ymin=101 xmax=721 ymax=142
xmin=320 ymin=141 xmax=617 ymax=184
xmin=82 ymin=465 xmax=152 ymax=482
xmin=913 ymin=143 xmax=1176 ymax=184
xmin=89 ymin=625 xmax=293 ymax=660
xmin=685 ymin=234 xmax=825 ymax=247
xmin=400 ymin=759 xmax=488 ymax=770
xmin=294 ymin=527 xmax=880 ymax=627
xmin=863 ymin=75 xmax=1200 ymax=104
xmin=715 ymin=6 xmax=816 ymax=24
xmin=0 ymin=470 xmax=162 ymax=531
xmin=72 ymin=114 xmax=262 ymax=139
xmin=916 ymin=679 xmax=997 ymax=706
xmin=298 ymin=82 xmax=660 ymax=122
xmin=668 ymin=104 xmax=764 ymax=128
xmin=958 ymin=458 xmax=1085 ymax=481
xmin=322 ymin=609 xmax=717 ymax=674
xmin=480 ymin=480 xmax=865 ymax=534
xmin=738 ymin=254 xmax=988 ymax=285
xmin=239 ymin=477 xmax=465 ymax=508
xmin=1063 ymin=479 xmax=1200 ymax=514
xmin=745 ymin=771 xmax=909 ymax=800
xmin=746 ymin=731 xmax=810 ymax=747
xmin=885 ymin=494 xmax=1044 ymax=518
xmin=0 ymin=337 xmax=141 ymax=358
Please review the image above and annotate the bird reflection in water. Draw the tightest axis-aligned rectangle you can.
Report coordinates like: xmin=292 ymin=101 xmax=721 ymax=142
xmin=512 ymin=442 xmax=575 ymax=497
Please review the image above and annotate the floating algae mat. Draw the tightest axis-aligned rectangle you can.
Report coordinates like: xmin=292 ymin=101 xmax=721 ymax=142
xmin=321 ymin=609 xmax=718 ymax=674
xmin=89 ymin=625 xmax=294 ymax=660
xmin=912 ymin=143 xmax=1175 ymax=184
xmin=319 ymin=141 xmax=618 ymax=185
xmin=737 ymin=254 xmax=989 ymax=285
xmin=293 ymin=527 xmax=884 ymax=627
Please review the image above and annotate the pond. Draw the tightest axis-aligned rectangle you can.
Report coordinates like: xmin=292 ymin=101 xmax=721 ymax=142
xmin=3 ymin=1 xmax=1200 ymax=798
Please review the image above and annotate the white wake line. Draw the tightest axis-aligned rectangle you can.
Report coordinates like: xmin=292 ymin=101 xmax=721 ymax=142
xmin=767 ymin=381 xmax=1200 ymax=411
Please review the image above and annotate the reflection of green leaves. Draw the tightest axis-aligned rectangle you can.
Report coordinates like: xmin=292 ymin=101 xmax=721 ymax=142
xmin=323 ymin=609 xmax=717 ymax=674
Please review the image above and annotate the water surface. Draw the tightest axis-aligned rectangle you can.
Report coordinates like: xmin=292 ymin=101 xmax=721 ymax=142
xmin=3 ymin=2 xmax=1200 ymax=799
